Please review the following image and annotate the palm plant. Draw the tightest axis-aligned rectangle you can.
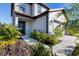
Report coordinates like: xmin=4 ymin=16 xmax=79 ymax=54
xmin=55 ymin=3 xmax=79 ymax=36
xmin=0 ymin=24 xmax=22 ymax=40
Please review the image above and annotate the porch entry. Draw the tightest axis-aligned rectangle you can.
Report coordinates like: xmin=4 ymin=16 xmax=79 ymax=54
xmin=18 ymin=21 xmax=25 ymax=35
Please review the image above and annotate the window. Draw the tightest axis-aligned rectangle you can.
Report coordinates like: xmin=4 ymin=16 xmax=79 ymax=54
xmin=17 ymin=3 xmax=26 ymax=12
xmin=19 ymin=6 xmax=25 ymax=12
xmin=38 ymin=5 xmax=42 ymax=13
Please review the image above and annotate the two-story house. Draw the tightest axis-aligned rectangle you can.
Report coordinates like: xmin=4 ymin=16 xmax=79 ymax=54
xmin=11 ymin=3 xmax=67 ymax=35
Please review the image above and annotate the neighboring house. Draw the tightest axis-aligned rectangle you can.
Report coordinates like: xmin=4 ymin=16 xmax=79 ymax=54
xmin=11 ymin=3 xmax=67 ymax=35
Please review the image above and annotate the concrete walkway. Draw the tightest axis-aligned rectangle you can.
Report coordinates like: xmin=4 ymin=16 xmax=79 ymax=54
xmin=22 ymin=35 xmax=77 ymax=56
xmin=21 ymin=35 xmax=36 ymax=45
xmin=53 ymin=35 xmax=77 ymax=56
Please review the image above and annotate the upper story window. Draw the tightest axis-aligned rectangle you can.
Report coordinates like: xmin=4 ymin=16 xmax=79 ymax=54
xmin=17 ymin=3 xmax=26 ymax=12
xmin=38 ymin=5 xmax=42 ymax=13
xmin=19 ymin=6 xmax=25 ymax=12
xmin=15 ymin=3 xmax=33 ymax=16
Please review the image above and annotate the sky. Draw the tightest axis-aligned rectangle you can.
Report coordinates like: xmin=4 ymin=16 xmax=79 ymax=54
xmin=0 ymin=3 xmax=11 ymax=24
xmin=0 ymin=3 xmax=70 ymax=24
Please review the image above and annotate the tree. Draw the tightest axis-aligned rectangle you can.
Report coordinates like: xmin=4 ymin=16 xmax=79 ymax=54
xmin=0 ymin=22 xmax=1 ymax=28
xmin=55 ymin=3 xmax=79 ymax=36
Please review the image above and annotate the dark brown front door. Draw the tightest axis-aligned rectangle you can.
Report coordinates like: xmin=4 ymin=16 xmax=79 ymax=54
xmin=18 ymin=21 xmax=25 ymax=35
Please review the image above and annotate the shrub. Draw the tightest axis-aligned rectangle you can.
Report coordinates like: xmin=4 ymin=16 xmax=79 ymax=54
xmin=51 ymin=35 xmax=60 ymax=44
xmin=71 ymin=45 xmax=79 ymax=56
xmin=0 ymin=24 xmax=22 ymax=40
xmin=30 ymin=30 xmax=60 ymax=45
xmin=0 ymin=40 xmax=16 ymax=47
xmin=41 ymin=34 xmax=58 ymax=45
xmin=31 ymin=42 xmax=53 ymax=56
xmin=41 ymin=33 xmax=52 ymax=44
xmin=54 ymin=24 xmax=63 ymax=37
xmin=30 ymin=30 xmax=43 ymax=41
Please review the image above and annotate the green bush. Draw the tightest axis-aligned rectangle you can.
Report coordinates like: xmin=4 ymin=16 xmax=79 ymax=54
xmin=0 ymin=24 xmax=22 ymax=40
xmin=54 ymin=24 xmax=63 ymax=37
xmin=30 ymin=30 xmax=60 ymax=45
xmin=30 ymin=30 xmax=43 ymax=42
xmin=41 ymin=34 xmax=59 ymax=45
xmin=51 ymin=35 xmax=60 ymax=44
xmin=31 ymin=42 xmax=53 ymax=56
xmin=71 ymin=45 xmax=79 ymax=56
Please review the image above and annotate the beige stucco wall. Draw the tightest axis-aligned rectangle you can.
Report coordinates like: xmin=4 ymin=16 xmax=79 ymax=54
xmin=32 ymin=15 xmax=47 ymax=33
xmin=25 ymin=21 xmax=33 ymax=35
xmin=51 ymin=11 xmax=66 ymax=23
xmin=33 ymin=4 xmax=47 ymax=16
xmin=48 ymin=12 xmax=54 ymax=35
xmin=48 ymin=9 xmax=66 ymax=35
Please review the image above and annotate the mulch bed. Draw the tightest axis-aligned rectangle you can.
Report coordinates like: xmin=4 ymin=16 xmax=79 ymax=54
xmin=0 ymin=40 xmax=32 ymax=56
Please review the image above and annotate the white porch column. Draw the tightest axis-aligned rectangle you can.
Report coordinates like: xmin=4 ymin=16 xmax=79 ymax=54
xmin=14 ymin=17 xmax=19 ymax=27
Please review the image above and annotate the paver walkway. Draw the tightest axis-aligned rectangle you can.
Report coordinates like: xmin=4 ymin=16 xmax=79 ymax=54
xmin=53 ymin=35 xmax=77 ymax=56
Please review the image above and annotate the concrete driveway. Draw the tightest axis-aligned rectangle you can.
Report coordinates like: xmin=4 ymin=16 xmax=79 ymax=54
xmin=53 ymin=35 xmax=77 ymax=56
